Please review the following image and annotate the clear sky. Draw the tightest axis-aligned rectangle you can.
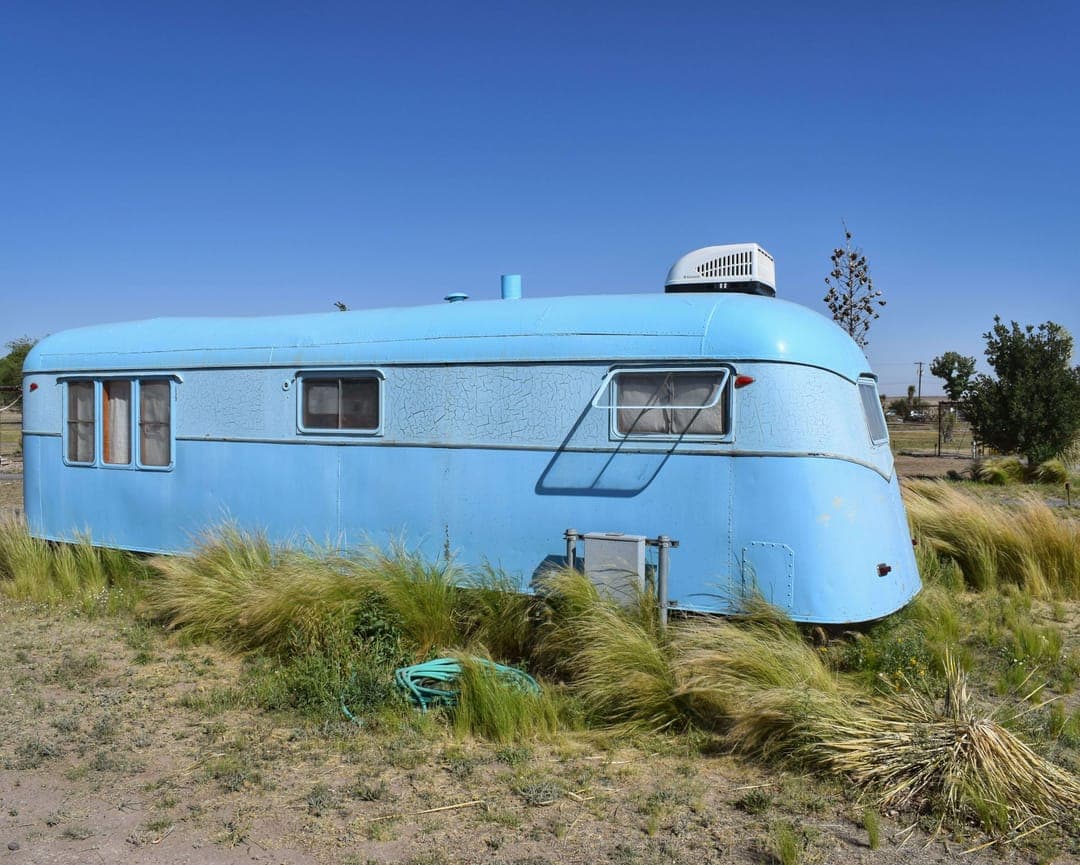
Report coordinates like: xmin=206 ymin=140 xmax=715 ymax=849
xmin=2 ymin=1 xmax=1077 ymax=397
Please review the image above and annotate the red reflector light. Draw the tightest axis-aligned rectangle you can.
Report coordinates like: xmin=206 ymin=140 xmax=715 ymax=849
xmin=734 ymin=375 xmax=755 ymax=389
xmin=29 ymin=382 xmax=38 ymax=392
xmin=877 ymin=563 xmax=892 ymax=577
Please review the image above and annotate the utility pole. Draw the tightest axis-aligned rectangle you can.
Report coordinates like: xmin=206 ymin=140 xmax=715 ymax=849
xmin=915 ymin=361 xmax=924 ymax=404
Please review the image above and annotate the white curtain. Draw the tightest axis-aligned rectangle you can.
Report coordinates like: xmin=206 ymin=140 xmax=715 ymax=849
xmin=671 ymin=374 xmax=723 ymax=435
xmin=103 ymin=381 xmax=131 ymax=464
xmin=617 ymin=373 xmax=725 ymax=435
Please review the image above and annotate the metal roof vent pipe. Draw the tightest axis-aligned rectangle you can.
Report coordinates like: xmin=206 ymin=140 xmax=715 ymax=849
xmin=444 ymin=292 xmax=469 ymax=303
xmin=501 ymin=274 xmax=522 ymax=300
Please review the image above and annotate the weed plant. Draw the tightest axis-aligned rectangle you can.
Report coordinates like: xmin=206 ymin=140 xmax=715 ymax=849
xmin=768 ymin=821 xmax=803 ymax=865
xmin=247 ymin=623 xmax=410 ymax=722
xmin=861 ymin=808 xmax=881 ymax=850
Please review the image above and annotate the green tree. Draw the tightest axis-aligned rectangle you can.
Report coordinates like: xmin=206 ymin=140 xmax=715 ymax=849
xmin=0 ymin=337 xmax=36 ymax=405
xmin=823 ymin=224 xmax=885 ymax=349
xmin=930 ymin=351 xmax=977 ymax=401
xmin=962 ymin=318 xmax=1080 ymax=466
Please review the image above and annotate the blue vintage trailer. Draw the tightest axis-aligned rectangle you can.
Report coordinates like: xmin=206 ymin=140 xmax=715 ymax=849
xmin=21 ymin=244 xmax=920 ymax=623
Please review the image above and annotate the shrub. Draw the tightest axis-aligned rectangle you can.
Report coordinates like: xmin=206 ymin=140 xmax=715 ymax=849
xmin=1031 ymin=458 xmax=1070 ymax=484
xmin=972 ymin=457 xmax=1025 ymax=485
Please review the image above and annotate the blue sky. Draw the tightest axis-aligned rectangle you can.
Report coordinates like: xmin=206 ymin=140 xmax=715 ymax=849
xmin=2 ymin=1 xmax=1077 ymax=397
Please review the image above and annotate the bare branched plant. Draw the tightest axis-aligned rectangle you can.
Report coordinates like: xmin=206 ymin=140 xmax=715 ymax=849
xmin=823 ymin=223 xmax=885 ymax=348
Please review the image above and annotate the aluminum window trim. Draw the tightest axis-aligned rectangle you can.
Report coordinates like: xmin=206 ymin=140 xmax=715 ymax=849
xmin=61 ymin=377 xmax=177 ymax=471
xmin=296 ymin=370 xmax=385 ymax=436
xmin=600 ymin=366 xmax=734 ymax=442
xmin=857 ymin=376 xmax=890 ymax=446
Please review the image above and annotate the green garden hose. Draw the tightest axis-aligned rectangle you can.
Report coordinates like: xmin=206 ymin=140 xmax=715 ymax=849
xmin=393 ymin=657 xmax=540 ymax=711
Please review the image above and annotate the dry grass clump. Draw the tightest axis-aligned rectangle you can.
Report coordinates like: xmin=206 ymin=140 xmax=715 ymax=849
xmin=685 ymin=630 xmax=1080 ymax=837
xmin=347 ymin=550 xmax=535 ymax=660
xmin=0 ymin=519 xmax=147 ymax=615
xmin=803 ymin=658 xmax=1080 ymax=836
xmin=536 ymin=567 xmax=685 ymax=732
xmin=451 ymin=654 xmax=561 ymax=743
xmin=145 ymin=528 xmax=535 ymax=661
xmin=904 ymin=480 xmax=1080 ymax=599
xmin=674 ymin=598 xmax=843 ymax=738
xmin=145 ymin=526 xmax=368 ymax=653
xmin=972 ymin=457 xmax=1026 ymax=485
xmin=1030 ymin=458 xmax=1071 ymax=484
xmin=535 ymin=572 xmax=1080 ymax=837
xmin=971 ymin=457 xmax=1072 ymax=485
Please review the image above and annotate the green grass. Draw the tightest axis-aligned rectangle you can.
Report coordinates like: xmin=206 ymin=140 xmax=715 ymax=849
xmin=450 ymin=653 xmax=560 ymax=742
xmin=862 ymin=808 xmax=881 ymax=850
xmin=0 ymin=520 xmax=149 ymax=614
xmin=768 ymin=821 xmax=803 ymax=865
xmin=886 ymin=423 xmax=939 ymax=453
xmin=536 ymin=567 xmax=686 ymax=733
xmin=904 ymin=480 xmax=1080 ymax=599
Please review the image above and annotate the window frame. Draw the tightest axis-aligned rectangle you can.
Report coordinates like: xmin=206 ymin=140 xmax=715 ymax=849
xmin=597 ymin=366 xmax=734 ymax=442
xmin=857 ymin=377 xmax=890 ymax=446
xmin=296 ymin=370 xmax=385 ymax=436
xmin=64 ymin=380 xmax=97 ymax=466
xmin=61 ymin=376 xmax=177 ymax=471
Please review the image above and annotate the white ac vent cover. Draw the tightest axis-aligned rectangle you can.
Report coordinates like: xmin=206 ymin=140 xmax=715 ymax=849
xmin=665 ymin=243 xmax=776 ymax=296
xmin=698 ymin=249 xmax=753 ymax=279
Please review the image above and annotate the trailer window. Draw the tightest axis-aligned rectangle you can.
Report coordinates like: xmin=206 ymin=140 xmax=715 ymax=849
xmin=615 ymin=371 xmax=728 ymax=436
xmin=301 ymin=376 xmax=380 ymax=432
xmin=858 ymin=379 xmax=889 ymax=444
xmin=102 ymin=380 xmax=132 ymax=465
xmin=67 ymin=381 xmax=95 ymax=463
xmin=140 ymin=380 xmax=172 ymax=466
xmin=64 ymin=378 xmax=173 ymax=468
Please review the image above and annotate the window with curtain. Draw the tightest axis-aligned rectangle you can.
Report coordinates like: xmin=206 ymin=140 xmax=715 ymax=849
xmin=65 ymin=378 xmax=173 ymax=468
xmin=66 ymin=381 xmax=95 ymax=463
xmin=615 ymin=371 xmax=728 ymax=437
xmin=102 ymin=380 xmax=132 ymax=464
xmin=139 ymin=380 xmax=171 ymax=466
xmin=302 ymin=376 xmax=380 ymax=431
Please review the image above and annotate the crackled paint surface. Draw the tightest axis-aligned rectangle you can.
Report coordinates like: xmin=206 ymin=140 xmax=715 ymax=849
xmin=21 ymin=291 xmax=919 ymax=623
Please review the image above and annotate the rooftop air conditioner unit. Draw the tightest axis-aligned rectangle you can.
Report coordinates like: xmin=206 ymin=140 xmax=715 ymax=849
xmin=664 ymin=243 xmax=776 ymax=297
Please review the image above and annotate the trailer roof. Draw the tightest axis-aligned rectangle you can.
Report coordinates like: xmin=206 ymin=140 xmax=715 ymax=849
xmin=24 ymin=292 xmax=870 ymax=380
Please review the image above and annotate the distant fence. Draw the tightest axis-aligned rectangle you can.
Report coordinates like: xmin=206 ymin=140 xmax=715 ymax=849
xmin=886 ymin=401 xmax=978 ymax=457
xmin=0 ymin=385 xmax=21 ymax=465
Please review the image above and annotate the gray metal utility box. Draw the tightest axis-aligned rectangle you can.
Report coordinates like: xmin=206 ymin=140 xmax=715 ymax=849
xmin=583 ymin=532 xmax=646 ymax=605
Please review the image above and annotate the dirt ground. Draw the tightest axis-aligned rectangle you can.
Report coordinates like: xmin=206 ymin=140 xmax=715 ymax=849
xmin=1 ymin=456 xmax=1077 ymax=864
xmin=893 ymin=453 xmax=972 ymax=479
xmin=0 ymin=608 xmax=1061 ymax=865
